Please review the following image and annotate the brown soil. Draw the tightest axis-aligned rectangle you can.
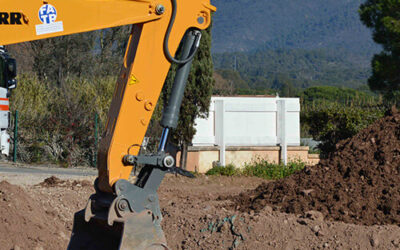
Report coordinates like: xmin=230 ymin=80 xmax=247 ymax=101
xmin=233 ymin=108 xmax=400 ymax=226
xmin=0 ymin=181 xmax=67 ymax=249
xmin=1 ymin=110 xmax=400 ymax=248
xmin=39 ymin=176 xmax=91 ymax=188
xmin=1 ymin=175 xmax=400 ymax=249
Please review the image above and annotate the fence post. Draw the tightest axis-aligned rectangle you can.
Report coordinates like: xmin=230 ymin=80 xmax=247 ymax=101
xmin=277 ymin=100 xmax=287 ymax=165
xmin=93 ymin=113 xmax=98 ymax=167
xmin=13 ymin=110 xmax=18 ymax=163
xmin=215 ymin=100 xmax=225 ymax=166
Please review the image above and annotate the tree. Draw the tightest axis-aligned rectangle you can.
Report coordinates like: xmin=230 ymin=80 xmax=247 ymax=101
xmin=301 ymin=86 xmax=374 ymax=104
xmin=8 ymin=27 xmax=129 ymax=86
xmin=93 ymin=26 xmax=130 ymax=76
xmin=163 ymin=27 xmax=214 ymax=169
xmin=280 ymin=82 xmax=297 ymax=97
xmin=29 ymin=32 xmax=96 ymax=86
xmin=302 ymin=103 xmax=384 ymax=157
xmin=359 ymin=0 xmax=400 ymax=100
xmin=213 ymin=71 xmax=235 ymax=95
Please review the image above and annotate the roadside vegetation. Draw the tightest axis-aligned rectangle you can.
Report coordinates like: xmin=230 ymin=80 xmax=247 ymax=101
xmin=205 ymin=158 xmax=306 ymax=180
xmin=10 ymin=74 xmax=114 ymax=166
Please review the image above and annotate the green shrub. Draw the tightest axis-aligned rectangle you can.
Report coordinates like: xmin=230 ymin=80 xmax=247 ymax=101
xmin=205 ymin=164 xmax=240 ymax=176
xmin=205 ymin=159 xmax=305 ymax=179
xmin=301 ymin=102 xmax=384 ymax=157
xmin=242 ymin=158 xmax=306 ymax=179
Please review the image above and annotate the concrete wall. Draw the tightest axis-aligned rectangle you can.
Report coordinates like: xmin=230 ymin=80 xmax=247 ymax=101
xmin=178 ymin=96 xmax=313 ymax=172
xmin=177 ymin=146 xmax=320 ymax=173
xmin=192 ymin=96 xmax=300 ymax=147
xmin=191 ymin=96 xmax=300 ymax=166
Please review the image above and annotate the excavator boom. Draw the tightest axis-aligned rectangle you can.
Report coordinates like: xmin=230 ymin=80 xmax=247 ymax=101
xmin=0 ymin=0 xmax=215 ymax=249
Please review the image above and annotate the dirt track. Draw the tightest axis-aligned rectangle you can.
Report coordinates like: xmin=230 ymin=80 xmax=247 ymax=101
xmin=0 ymin=169 xmax=400 ymax=250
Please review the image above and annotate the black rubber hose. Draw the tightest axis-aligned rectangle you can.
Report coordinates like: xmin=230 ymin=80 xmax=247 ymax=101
xmin=164 ymin=0 xmax=202 ymax=64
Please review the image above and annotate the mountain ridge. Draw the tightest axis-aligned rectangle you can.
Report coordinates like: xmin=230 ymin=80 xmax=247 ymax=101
xmin=211 ymin=0 xmax=378 ymax=55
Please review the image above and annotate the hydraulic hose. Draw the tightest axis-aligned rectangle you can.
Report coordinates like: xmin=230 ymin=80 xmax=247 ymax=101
xmin=164 ymin=0 xmax=202 ymax=64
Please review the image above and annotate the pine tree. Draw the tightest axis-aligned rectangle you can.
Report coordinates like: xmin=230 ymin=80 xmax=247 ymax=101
xmin=359 ymin=0 xmax=400 ymax=101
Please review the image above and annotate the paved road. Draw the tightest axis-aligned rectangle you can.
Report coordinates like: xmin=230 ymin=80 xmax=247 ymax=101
xmin=0 ymin=163 xmax=97 ymax=185
xmin=0 ymin=163 xmax=97 ymax=176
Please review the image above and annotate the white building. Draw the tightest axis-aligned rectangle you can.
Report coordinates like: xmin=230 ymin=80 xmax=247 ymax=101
xmin=178 ymin=96 xmax=318 ymax=173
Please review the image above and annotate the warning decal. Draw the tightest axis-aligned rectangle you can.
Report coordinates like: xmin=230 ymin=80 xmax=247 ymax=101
xmin=35 ymin=4 xmax=63 ymax=36
xmin=129 ymin=75 xmax=139 ymax=85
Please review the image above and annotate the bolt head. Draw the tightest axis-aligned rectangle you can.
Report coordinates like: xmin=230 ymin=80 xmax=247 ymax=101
xmin=144 ymin=101 xmax=154 ymax=111
xmin=140 ymin=119 xmax=147 ymax=126
xmin=118 ymin=200 xmax=129 ymax=211
xmin=163 ymin=155 xmax=175 ymax=168
xmin=155 ymin=4 xmax=165 ymax=15
xmin=136 ymin=92 xmax=144 ymax=102
xmin=197 ymin=16 xmax=205 ymax=24
xmin=126 ymin=155 xmax=135 ymax=164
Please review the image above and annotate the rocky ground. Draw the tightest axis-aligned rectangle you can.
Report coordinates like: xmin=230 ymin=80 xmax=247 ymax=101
xmin=0 ymin=173 xmax=399 ymax=250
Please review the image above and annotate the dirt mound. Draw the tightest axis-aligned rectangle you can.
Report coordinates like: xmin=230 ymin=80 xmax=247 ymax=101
xmin=41 ymin=176 xmax=64 ymax=186
xmin=40 ymin=176 xmax=91 ymax=188
xmin=233 ymin=109 xmax=400 ymax=226
xmin=0 ymin=181 xmax=68 ymax=249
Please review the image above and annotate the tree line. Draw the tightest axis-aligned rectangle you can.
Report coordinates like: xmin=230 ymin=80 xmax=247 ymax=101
xmin=213 ymin=48 xmax=372 ymax=96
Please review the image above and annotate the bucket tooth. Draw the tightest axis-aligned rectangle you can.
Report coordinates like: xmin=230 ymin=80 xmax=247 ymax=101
xmin=119 ymin=210 xmax=167 ymax=250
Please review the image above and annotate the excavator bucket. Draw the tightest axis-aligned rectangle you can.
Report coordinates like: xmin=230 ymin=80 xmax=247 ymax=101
xmin=68 ymin=169 xmax=168 ymax=250
xmin=68 ymin=209 xmax=167 ymax=250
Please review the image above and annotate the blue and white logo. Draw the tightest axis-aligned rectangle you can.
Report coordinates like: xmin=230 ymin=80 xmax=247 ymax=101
xmin=35 ymin=3 xmax=63 ymax=36
xmin=38 ymin=4 xmax=57 ymax=24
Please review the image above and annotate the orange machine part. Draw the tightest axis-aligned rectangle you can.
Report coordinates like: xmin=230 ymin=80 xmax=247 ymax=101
xmin=0 ymin=0 xmax=160 ymax=45
xmin=97 ymin=0 xmax=215 ymax=193
xmin=0 ymin=0 xmax=215 ymax=193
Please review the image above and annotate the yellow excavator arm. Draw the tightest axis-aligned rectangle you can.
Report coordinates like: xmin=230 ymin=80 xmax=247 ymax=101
xmin=0 ymin=0 xmax=214 ymax=190
xmin=0 ymin=0 xmax=215 ymax=249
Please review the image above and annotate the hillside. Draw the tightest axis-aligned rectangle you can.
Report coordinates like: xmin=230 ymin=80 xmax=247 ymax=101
xmin=213 ymin=48 xmax=371 ymax=91
xmin=211 ymin=0 xmax=379 ymax=54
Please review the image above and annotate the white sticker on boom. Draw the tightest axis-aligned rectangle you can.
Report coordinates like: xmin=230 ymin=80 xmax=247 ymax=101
xmin=35 ymin=4 xmax=64 ymax=35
